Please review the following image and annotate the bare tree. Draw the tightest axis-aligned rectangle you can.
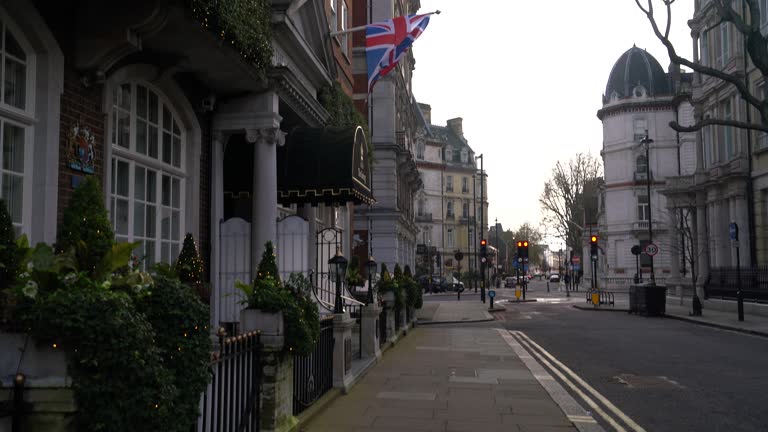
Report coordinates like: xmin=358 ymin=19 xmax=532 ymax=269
xmin=509 ymin=223 xmax=545 ymax=268
xmin=634 ymin=0 xmax=768 ymax=133
xmin=539 ymin=153 xmax=603 ymax=252
xmin=665 ymin=204 xmax=708 ymax=315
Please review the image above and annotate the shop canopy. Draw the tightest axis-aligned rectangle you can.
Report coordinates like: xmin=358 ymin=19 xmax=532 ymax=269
xmin=277 ymin=126 xmax=374 ymax=206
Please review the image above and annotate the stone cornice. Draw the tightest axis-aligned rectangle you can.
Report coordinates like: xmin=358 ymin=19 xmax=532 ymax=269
xmin=597 ymin=99 xmax=676 ymax=120
xmin=269 ymin=66 xmax=329 ymax=127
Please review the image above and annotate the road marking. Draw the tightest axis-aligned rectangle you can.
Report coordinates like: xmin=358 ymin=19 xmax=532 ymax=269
xmin=495 ymin=329 xmax=606 ymax=432
xmin=511 ymin=330 xmax=647 ymax=432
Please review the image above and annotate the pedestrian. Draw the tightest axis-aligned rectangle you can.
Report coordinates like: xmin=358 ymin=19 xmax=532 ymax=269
xmin=546 ymin=277 xmax=550 ymax=293
xmin=564 ymin=273 xmax=571 ymax=291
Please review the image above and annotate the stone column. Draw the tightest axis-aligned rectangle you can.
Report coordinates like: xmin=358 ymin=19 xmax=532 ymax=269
xmin=360 ymin=304 xmax=382 ymax=359
xmin=696 ymin=193 xmax=710 ymax=298
xmin=249 ymin=127 xmax=285 ymax=275
xmin=260 ymin=346 xmax=296 ymax=432
xmin=332 ymin=313 xmax=356 ymax=391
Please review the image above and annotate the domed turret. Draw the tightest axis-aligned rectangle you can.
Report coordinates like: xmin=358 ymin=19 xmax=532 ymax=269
xmin=604 ymin=46 xmax=670 ymax=104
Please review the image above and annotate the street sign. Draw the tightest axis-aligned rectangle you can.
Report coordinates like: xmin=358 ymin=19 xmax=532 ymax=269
xmin=512 ymin=261 xmax=519 ymax=269
xmin=488 ymin=290 xmax=496 ymax=299
xmin=572 ymin=255 xmax=581 ymax=265
xmin=729 ymin=222 xmax=739 ymax=241
xmin=518 ymin=257 xmax=523 ymax=263
xmin=481 ymin=257 xmax=487 ymax=263
xmin=416 ymin=244 xmax=427 ymax=255
xmin=645 ymin=243 xmax=659 ymax=256
xmin=454 ymin=251 xmax=464 ymax=261
xmin=573 ymin=264 xmax=581 ymax=272
xmin=631 ymin=245 xmax=642 ymax=256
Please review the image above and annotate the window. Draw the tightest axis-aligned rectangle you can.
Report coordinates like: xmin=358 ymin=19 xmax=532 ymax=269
xmin=421 ymin=228 xmax=431 ymax=245
xmin=461 ymin=149 xmax=468 ymax=163
xmin=447 ymin=228 xmax=454 ymax=248
xmin=721 ymin=99 xmax=734 ymax=159
xmin=417 ymin=198 xmax=425 ymax=216
xmin=329 ymin=0 xmax=337 ymax=32
xmin=718 ymin=23 xmax=731 ymax=67
xmin=462 ymin=201 xmax=469 ymax=218
xmin=636 ymin=155 xmax=648 ymax=174
xmin=462 ymin=177 xmax=469 ymax=193
xmin=700 ymin=31 xmax=709 ymax=67
xmin=633 ymin=118 xmax=647 ymax=142
xmin=759 ymin=82 xmax=768 ymax=150
xmin=109 ymin=82 xmax=186 ymax=269
xmin=703 ymin=114 xmax=714 ymax=167
xmin=446 ymin=200 xmax=454 ymax=219
xmin=762 ymin=0 xmax=768 ymax=27
xmin=446 ymin=175 xmax=453 ymax=192
xmin=632 ymin=85 xmax=646 ymax=98
xmin=416 ymin=140 xmax=424 ymax=159
xmin=0 ymin=20 xmax=30 ymax=235
xmin=445 ymin=147 xmax=453 ymax=161
xmin=637 ymin=195 xmax=650 ymax=221
xmin=340 ymin=1 xmax=348 ymax=56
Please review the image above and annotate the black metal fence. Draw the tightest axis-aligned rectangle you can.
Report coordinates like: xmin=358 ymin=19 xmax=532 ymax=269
xmin=706 ymin=266 xmax=768 ymax=303
xmin=394 ymin=307 xmax=401 ymax=332
xmin=379 ymin=308 xmax=387 ymax=347
xmin=293 ymin=318 xmax=334 ymax=416
xmin=194 ymin=331 xmax=262 ymax=432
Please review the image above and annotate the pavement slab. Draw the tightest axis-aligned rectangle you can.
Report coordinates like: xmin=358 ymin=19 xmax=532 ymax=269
xmin=301 ymin=327 xmax=578 ymax=432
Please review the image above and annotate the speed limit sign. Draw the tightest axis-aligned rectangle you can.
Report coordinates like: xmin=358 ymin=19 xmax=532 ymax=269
xmin=644 ymin=243 xmax=659 ymax=256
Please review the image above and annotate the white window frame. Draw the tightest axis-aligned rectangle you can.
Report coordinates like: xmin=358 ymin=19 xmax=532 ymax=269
xmin=340 ymin=1 xmax=348 ymax=56
xmin=447 ymin=228 xmax=454 ymax=248
xmin=446 ymin=200 xmax=454 ymax=218
xmin=445 ymin=147 xmax=453 ymax=161
xmin=633 ymin=118 xmax=647 ymax=142
xmin=329 ymin=0 xmax=337 ymax=32
xmin=700 ymin=30 xmax=709 ymax=66
xmin=108 ymin=81 xmax=187 ymax=268
xmin=638 ymin=195 xmax=650 ymax=221
xmin=0 ymin=15 xmax=35 ymax=237
xmin=462 ymin=177 xmax=469 ymax=193
xmin=462 ymin=201 xmax=469 ymax=218
xmin=446 ymin=175 xmax=453 ymax=192
xmin=722 ymin=98 xmax=734 ymax=159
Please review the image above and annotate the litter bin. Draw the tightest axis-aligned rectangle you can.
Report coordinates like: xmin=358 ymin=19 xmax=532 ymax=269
xmin=629 ymin=284 xmax=667 ymax=316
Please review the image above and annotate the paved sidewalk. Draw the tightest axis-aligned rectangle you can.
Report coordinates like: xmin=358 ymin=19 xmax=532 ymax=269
xmin=574 ymin=293 xmax=768 ymax=336
xmin=301 ymin=327 xmax=579 ymax=432
xmin=415 ymin=300 xmax=494 ymax=324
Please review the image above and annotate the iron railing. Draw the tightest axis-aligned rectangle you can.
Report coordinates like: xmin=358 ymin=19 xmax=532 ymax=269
xmin=379 ymin=308 xmax=387 ymax=347
xmin=194 ymin=330 xmax=262 ymax=432
xmin=293 ymin=318 xmax=334 ymax=416
xmin=394 ymin=307 xmax=401 ymax=332
xmin=706 ymin=266 xmax=768 ymax=303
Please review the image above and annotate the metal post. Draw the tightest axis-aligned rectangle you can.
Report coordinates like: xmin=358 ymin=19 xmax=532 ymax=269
xmin=12 ymin=373 xmax=24 ymax=432
xmin=472 ymin=174 xmax=477 ymax=293
xmin=642 ymin=131 xmax=655 ymax=284
xmin=479 ymin=154 xmax=485 ymax=303
xmin=737 ymin=245 xmax=744 ymax=321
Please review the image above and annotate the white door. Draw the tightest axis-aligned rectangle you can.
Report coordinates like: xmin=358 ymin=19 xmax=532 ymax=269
xmin=216 ymin=217 xmax=250 ymax=326
xmin=277 ymin=215 xmax=310 ymax=281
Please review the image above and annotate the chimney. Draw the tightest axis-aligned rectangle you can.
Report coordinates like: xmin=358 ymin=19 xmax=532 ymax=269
xmin=418 ymin=103 xmax=431 ymax=125
xmin=447 ymin=117 xmax=463 ymax=137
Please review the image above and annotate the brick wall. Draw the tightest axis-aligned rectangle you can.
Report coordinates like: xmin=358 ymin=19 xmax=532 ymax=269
xmin=57 ymin=66 xmax=107 ymax=230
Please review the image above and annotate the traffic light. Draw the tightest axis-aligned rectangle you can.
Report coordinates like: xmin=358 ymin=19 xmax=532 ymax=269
xmin=590 ymin=235 xmax=598 ymax=258
xmin=480 ymin=239 xmax=487 ymax=260
xmin=517 ymin=240 xmax=529 ymax=259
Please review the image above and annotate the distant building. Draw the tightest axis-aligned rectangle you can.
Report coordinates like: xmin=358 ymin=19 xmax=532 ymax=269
xmin=414 ymin=104 xmax=486 ymax=280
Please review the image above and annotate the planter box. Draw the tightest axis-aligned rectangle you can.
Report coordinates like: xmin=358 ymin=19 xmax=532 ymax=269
xmin=239 ymin=309 xmax=284 ymax=347
xmin=0 ymin=332 xmax=69 ymax=384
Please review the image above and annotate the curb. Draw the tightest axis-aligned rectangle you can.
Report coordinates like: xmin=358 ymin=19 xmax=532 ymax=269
xmin=416 ymin=316 xmax=496 ymax=325
xmin=572 ymin=304 xmax=629 ymax=313
xmin=502 ymin=299 xmax=538 ymax=304
xmin=664 ymin=314 xmax=768 ymax=338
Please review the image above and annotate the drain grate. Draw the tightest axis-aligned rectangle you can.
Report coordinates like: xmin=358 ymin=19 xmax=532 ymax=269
xmin=613 ymin=374 xmax=685 ymax=389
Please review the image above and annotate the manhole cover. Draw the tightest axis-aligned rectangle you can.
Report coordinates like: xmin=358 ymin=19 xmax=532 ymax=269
xmin=613 ymin=374 xmax=685 ymax=389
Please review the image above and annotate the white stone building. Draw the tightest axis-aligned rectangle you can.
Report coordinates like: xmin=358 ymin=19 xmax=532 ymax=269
xmin=596 ymin=46 xmax=695 ymax=289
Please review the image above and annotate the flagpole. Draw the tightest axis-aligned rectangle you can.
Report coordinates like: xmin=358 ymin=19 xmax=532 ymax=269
xmin=329 ymin=10 xmax=440 ymax=37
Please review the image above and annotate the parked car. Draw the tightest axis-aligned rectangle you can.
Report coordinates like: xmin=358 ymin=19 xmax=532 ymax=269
xmin=504 ymin=277 xmax=515 ymax=288
xmin=549 ymin=273 xmax=560 ymax=283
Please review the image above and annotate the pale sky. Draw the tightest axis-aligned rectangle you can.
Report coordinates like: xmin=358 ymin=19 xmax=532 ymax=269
xmin=411 ymin=0 xmax=695 ymax=247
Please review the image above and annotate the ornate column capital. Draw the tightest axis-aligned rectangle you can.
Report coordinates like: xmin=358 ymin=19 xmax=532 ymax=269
xmin=245 ymin=127 xmax=286 ymax=146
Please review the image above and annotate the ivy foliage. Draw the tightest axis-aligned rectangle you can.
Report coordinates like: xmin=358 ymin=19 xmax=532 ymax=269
xmin=11 ymin=177 xmax=211 ymax=431
xmin=392 ymin=264 xmax=406 ymax=309
xmin=188 ymin=0 xmax=273 ymax=78
xmin=317 ymin=82 xmax=374 ymax=162
xmin=55 ymin=176 xmax=115 ymax=276
xmin=235 ymin=243 xmax=319 ymax=356
xmin=403 ymin=265 xmax=422 ymax=309
xmin=345 ymin=255 xmax=364 ymax=288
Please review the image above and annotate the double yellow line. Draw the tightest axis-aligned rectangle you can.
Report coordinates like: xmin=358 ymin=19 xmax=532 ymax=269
xmin=505 ymin=330 xmax=646 ymax=432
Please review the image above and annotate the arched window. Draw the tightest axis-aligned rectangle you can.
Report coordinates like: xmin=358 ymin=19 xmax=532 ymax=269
xmin=636 ymin=155 xmax=648 ymax=174
xmin=0 ymin=17 xmax=31 ymax=236
xmin=416 ymin=140 xmax=425 ymax=159
xmin=109 ymin=82 xmax=186 ymax=268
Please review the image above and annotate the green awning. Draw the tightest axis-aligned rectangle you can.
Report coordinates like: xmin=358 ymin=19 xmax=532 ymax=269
xmin=277 ymin=126 xmax=374 ymax=206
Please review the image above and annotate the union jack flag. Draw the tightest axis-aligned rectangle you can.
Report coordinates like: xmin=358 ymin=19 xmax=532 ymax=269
xmin=366 ymin=14 xmax=431 ymax=93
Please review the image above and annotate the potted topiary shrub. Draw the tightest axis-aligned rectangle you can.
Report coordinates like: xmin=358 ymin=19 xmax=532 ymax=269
xmin=377 ymin=263 xmax=396 ymax=304
xmin=236 ymin=242 xmax=285 ymax=343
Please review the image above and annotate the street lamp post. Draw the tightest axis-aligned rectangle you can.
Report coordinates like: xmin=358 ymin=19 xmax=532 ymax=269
xmin=640 ymin=131 xmax=656 ymax=285
xmin=558 ymin=249 xmax=563 ymax=289
xmin=366 ymin=256 xmax=377 ymax=305
xmin=329 ymin=248 xmax=348 ymax=314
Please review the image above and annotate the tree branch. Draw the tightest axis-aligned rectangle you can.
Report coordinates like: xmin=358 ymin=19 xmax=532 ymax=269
xmin=636 ymin=0 xmax=764 ymax=111
xmin=669 ymin=117 xmax=768 ymax=133
xmin=713 ymin=0 xmax=750 ymax=35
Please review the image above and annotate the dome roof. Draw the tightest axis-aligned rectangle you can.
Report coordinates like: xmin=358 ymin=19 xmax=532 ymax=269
xmin=604 ymin=46 xmax=670 ymax=102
